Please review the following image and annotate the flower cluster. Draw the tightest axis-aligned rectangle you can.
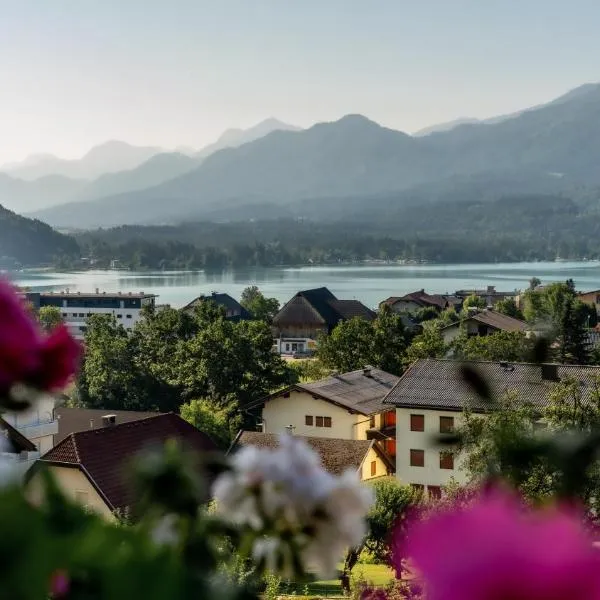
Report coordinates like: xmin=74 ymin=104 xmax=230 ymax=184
xmin=212 ymin=434 xmax=373 ymax=578
xmin=0 ymin=280 xmax=81 ymax=401
xmin=403 ymin=488 xmax=600 ymax=600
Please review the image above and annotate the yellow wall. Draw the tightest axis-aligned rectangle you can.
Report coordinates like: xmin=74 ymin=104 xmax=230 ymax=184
xmin=360 ymin=446 xmax=392 ymax=481
xmin=28 ymin=466 xmax=114 ymax=520
xmin=263 ymin=390 xmax=360 ymax=438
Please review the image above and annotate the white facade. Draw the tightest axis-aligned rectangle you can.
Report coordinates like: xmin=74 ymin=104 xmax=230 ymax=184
xmin=274 ymin=337 xmax=317 ymax=355
xmin=395 ymin=407 xmax=469 ymax=496
xmin=262 ymin=390 xmax=360 ymax=439
xmin=33 ymin=292 xmax=157 ymax=340
xmin=3 ymin=394 xmax=58 ymax=455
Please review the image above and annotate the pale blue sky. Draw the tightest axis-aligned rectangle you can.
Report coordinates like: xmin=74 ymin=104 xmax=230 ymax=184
xmin=0 ymin=0 xmax=599 ymax=163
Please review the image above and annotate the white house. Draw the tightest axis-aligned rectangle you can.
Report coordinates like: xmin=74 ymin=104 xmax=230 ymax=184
xmin=246 ymin=367 xmax=399 ymax=462
xmin=383 ymin=358 xmax=600 ymax=499
xmin=440 ymin=309 xmax=528 ymax=346
xmin=26 ymin=290 xmax=157 ymax=340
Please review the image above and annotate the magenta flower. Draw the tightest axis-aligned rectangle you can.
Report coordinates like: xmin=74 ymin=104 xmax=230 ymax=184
xmin=0 ymin=280 xmax=81 ymax=395
xmin=404 ymin=489 xmax=600 ymax=600
xmin=49 ymin=569 xmax=70 ymax=597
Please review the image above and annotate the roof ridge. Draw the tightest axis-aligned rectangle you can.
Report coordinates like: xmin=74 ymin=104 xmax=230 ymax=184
xmin=70 ymin=412 xmax=174 ymax=440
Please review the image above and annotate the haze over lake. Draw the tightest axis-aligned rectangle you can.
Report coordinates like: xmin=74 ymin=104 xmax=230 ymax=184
xmin=11 ymin=261 xmax=600 ymax=309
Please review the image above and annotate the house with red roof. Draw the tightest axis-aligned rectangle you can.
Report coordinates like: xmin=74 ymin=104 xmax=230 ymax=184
xmin=26 ymin=413 xmax=217 ymax=519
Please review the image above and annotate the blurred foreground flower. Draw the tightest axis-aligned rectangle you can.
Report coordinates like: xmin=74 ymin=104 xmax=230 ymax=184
xmin=212 ymin=434 xmax=373 ymax=579
xmin=0 ymin=280 xmax=81 ymax=400
xmin=404 ymin=488 xmax=600 ymax=600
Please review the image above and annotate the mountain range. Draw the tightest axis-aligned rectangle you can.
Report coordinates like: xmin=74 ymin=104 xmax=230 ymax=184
xmin=0 ymin=119 xmax=299 ymax=213
xmin=27 ymin=81 xmax=600 ymax=230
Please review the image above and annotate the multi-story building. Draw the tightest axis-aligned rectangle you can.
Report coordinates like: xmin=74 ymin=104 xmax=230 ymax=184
xmin=246 ymin=366 xmax=399 ymax=477
xmin=26 ymin=290 xmax=157 ymax=340
xmin=383 ymin=358 xmax=600 ymax=499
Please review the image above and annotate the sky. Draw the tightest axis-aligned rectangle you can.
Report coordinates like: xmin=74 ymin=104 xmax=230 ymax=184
xmin=1 ymin=0 xmax=599 ymax=164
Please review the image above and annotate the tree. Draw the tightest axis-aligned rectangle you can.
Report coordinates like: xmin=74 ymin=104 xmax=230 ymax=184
xmin=413 ymin=306 xmax=439 ymax=323
xmin=317 ymin=306 xmax=408 ymax=375
xmin=454 ymin=330 xmax=534 ymax=362
xmin=287 ymin=358 xmax=331 ymax=383
xmin=403 ymin=323 xmax=447 ymax=365
xmin=529 ymin=277 xmax=542 ymax=290
xmin=180 ymin=399 xmax=240 ymax=450
xmin=462 ymin=294 xmax=486 ymax=312
xmin=341 ymin=479 xmax=419 ymax=591
xmin=494 ymin=298 xmax=524 ymax=320
xmin=38 ymin=306 xmax=64 ymax=332
xmin=240 ymin=286 xmax=280 ymax=323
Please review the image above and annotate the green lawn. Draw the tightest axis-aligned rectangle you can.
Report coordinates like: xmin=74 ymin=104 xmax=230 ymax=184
xmin=278 ymin=564 xmax=394 ymax=597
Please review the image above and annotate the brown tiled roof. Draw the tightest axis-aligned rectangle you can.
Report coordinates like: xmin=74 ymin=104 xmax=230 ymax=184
xmin=300 ymin=368 xmax=399 ymax=415
xmin=0 ymin=418 xmax=36 ymax=452
xmin=54 ymin=406 xmax=159 ymax=445
xmin=234 ymin=432 xmax=373 ymax=476
xmin=383 ymin=358 xmax=600 ymax=413
xmin=55 ymin=407 xmax=162 ymax=444
xmin=441 ymin=310 xmax=527 ymax=333
xmin=382 ymin=291 xmax=448 ymax=310
xmin=39 ymin=413 xmax=218 ymax=511
xmin=273 ymin=287 xmax=374 ymax=328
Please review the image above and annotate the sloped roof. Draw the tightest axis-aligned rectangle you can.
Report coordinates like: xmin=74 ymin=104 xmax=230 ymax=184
xmin=233 ymin=431 xmax=373 ymax=476
xmin=443 ymin=310 xmax=527 ymax=333
xmin=39 ymin=413 xmax=217 ymax=511
xmin=273 ymin=287 xmax=374 ymax=327
xmin=0 ymin=418 xmax=36 ymax=452
xmin=55 ymin=407 xmax=161 ymax=443
xmin=382 ymin=291 xmax=448 ymax=310
xmin=183 ymin=292 xmax=252 ymax=320
xmin=383 ymin=358 xmax=600 ymax=412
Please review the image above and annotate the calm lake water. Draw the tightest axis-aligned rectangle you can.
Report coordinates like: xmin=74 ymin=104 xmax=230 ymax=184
xmin=10 ymin=262 xmax=600 ymax=309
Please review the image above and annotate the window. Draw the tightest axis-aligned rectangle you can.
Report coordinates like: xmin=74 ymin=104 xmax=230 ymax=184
xmin=75 ymin=490 xmax=89 ymax=506
xmin=428 ymin=485 xmax=442 ymax=500
xmin=62 ymin=313 xmax=67 ymax=318
xmin=440 ymin=416 xmax=454 ymax=434
xmin=305 ymin=415 xmax=313 ymax=426
xmin=384 ymin=410 xmax=396 ymax=428
xmin=410 ymin=414 xmax=424 ymax=432
xmin=78 ymin=313 xmax=85 ymax=318
xmin=117 ymin=314 xmax=123 ymax=319
xmin=410 ymin=449 xmax=425 ymax=467
xmin=126 ymin=314 xmax=132 ymax=319
xmin=315 ymin=416 xmax=324 ymax=427
xmin=87 ymin=313 xmax=92 ymax=317
xmin=285 ymin=343 xmax=290 ymax=352
xmin=323 ymin=416 xmax=332 ymax=428
xmin=440 ymin=451 xmax=454 ymax=470
xmin=384 ymin=439 xmax=396 ymax=456
xmin=72 ymin=313 xmax=77 ymax=317
xmin=370 ymin=461 xmax=377 ymax=477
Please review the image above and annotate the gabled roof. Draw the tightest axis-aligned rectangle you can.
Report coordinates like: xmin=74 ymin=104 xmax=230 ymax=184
xmin=382 ymin=290 xmax=448 ymax=310
xmin=0 ymin=418 xmax=37 ymax=452
xmin=383 ymin=358 xmax=600 ymax=413
xmin=273 ymin=287 xmax=374 ymax=328
xmin=232 ymin=431 xmax=374 ymax=476
xmin=55 ymin=407 xmax=162 ymax=444
xmin=182 ymin=292 xmax=252 ymax=320
xmin=37 ymin=413 xmax=217 ymax=512
xmin=442 ymin=310 xmax=527 ymax=333
xmin=250 ymin=367 xmax=399 ymax=415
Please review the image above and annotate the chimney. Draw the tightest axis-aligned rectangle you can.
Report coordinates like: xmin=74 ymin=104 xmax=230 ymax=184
xmin=102 ymin=414 xmax=117 ymax=427
xmin=541 ymin=364 xmax=559 ymax=382
xmin=363 ymin=365 xmax=373 ymax=377
xmin=89 ymin=419 xmax=94 ymax=429
xmin=95 ymin=288 xmax=99 ymax=294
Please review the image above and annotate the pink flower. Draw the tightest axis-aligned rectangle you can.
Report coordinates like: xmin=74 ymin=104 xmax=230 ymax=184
xmin=49 ymin=570 xmax=70 ymax=597
xmin=0 ymin=280 xmax=81 ymax=394
xmin=405 ymin=489 xmax=600 ymax=600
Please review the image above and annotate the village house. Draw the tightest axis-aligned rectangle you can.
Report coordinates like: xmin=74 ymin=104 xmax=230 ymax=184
xmin=246 ymin=366 xmax=399 ymax=464
xmin=578 ymin=289 xmax=600 ymax=317
xmin=440 ymin=309 xmax=528 ymax=345
xmin=272 ymin=287 xmax=375 ymax=354
xmin=383 ymin=358 xmax=600 ymax=499
xmin=27 ymin=413 xmax=217 ymax=519
xmin=182 ymin=292 xmax=252 ymax=322
xmin=231 ymin=431 xmax=394 ymax=482
xmin=454 ymin=285 xmax=516 ymax=307
xmin=0 ymin=418 xmax=39 ymax=476
xmin=380 ymin=290 xmax=450 ymax=315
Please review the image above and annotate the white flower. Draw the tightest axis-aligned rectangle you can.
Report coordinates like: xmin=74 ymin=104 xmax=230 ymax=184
xmin=212 ymin=434 xmax=374 ymax=579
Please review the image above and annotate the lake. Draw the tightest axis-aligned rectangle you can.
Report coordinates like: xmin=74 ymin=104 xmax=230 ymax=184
xmin=9 ymin=261 xmax=600 ymax=309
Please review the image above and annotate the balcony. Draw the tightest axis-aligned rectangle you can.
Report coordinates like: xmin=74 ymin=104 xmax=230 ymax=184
xmin=16 ymin=419 xmax=59 ymax=441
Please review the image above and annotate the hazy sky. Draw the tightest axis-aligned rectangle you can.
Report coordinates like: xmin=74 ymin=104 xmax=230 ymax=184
xmin=1 ymin=0 xmax=599 ymax=164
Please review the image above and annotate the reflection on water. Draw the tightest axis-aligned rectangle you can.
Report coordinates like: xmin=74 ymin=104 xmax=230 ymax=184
xmin=10 ymin=261 xmax=600 ymax=309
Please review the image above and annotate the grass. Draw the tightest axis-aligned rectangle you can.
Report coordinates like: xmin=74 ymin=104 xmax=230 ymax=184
xmin=278 ymin=563 xmax=394 ymax=597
